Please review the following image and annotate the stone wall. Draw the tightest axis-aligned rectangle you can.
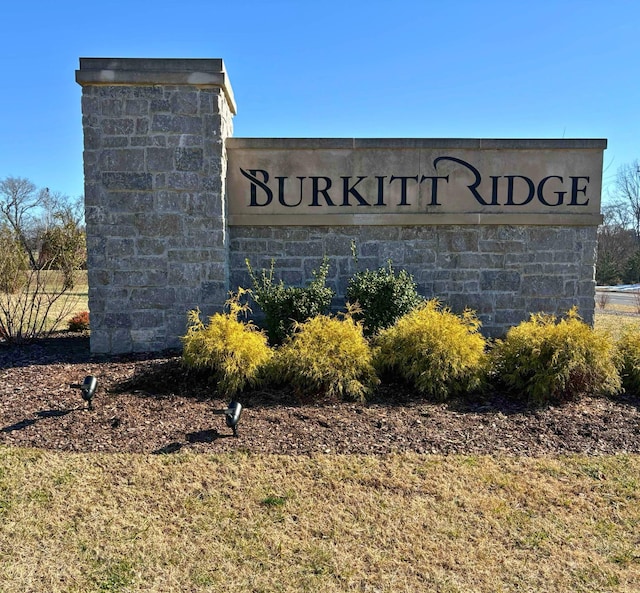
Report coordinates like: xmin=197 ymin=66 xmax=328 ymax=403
xmin=76 ymin=59 xmax=235 ymax=353
xmin=229 ymin=225 xmax=597 ymax=337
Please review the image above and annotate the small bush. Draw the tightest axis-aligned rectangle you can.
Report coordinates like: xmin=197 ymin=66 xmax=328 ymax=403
xmin=347 ymin=262 xmax=423 ymax=337
xmin=246 ymin=258 xmax=335 ymax=345
xmin=272 ymin=309 xmax=378 ymax=402
xmin=182 ymin=290 xmax=273 ymax=397
xmin=616 ymin=331 xmax=640 ymax=394
xmin=373 ymin=300 xmax=486 ymax=401
xmin=67 ymin=311 xmax=90 ymax=332
xmin=489 ymin=307 xmax=621 ymax=405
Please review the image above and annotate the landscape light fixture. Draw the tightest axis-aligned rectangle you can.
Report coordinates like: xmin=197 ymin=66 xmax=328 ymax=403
xmin=224 ymin=401 xmax=242 ymax=437
xmin=71 ymin=376 xmax=97 ymax=410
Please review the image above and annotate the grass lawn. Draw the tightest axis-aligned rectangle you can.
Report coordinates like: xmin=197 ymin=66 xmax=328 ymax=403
xmin=0 ymin=449 xmax=638 ymax=592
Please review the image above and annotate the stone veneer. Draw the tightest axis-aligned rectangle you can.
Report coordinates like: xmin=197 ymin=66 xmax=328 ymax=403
xmin=76 ymin=58 xmax=235 ymax=353
xmin=229 ymin=225 xmax=597 ymax=338
xmin=77 ymin=58 xmax=602 ymax=353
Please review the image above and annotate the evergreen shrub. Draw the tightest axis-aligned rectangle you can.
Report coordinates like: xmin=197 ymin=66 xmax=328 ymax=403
xmin=347 ymin=262 xmax=422 ymax=337
xmin=374 ymin=300 xmax=486 ymax=401
xmin=246 ymin=258 xmax=334 ymax=344
xmin=489 ymin=307 xmax=621 ymax=404
xmin=272 ymin=309 xmax=378 ymax=402
xmin=181 ymin=290 xmax=273 ymax=397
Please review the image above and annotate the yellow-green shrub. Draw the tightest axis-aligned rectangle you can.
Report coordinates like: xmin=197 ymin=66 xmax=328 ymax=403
xmin=272 ymin=311 xmax=378 ymax=402
xmin=489 ymin=307 xmax=621 ymax=404
xmin=373 ymin=300 xmax=486 ymax=401
xmin=616 ymin=330 xmax=640 ymax=394
xmin=182 ymin=290 xmax=273 ymax=397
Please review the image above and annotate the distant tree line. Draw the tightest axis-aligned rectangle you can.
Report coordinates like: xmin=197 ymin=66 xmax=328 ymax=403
xmin=597 ymin=160 xmax=640 ymax=286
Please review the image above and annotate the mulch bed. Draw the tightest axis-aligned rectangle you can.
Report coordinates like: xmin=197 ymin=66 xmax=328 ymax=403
xmin=1 ymin=333 xmax=639 ymax=456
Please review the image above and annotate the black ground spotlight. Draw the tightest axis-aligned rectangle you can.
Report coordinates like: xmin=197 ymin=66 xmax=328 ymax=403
xmin=79 ymin=376 xmax=97 ymax=410
xmin=224 ymin=401 xmax=242 ymax=437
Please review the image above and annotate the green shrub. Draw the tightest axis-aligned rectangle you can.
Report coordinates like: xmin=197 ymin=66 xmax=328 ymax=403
xmin=272 ymin=310 xmax=378 ymax=402
xmin=489 ymin=307 xmax=621 ymax=404
xmin=347 ymin=262 xmax=423 ymax=337
xmin=67 ymin=311 xmax=89 ymax=332
xmin=182 ymin=290 xmax=273 ymax=397
xmin=246 ymin=258 xmax=335 ymax=345
xmin=616 ymin=330 xmax=640 ymax=394
xmin=373 ymin=300 xmax=486 ymax=401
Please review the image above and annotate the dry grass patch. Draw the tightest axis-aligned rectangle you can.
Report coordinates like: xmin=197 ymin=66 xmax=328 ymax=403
xmin=0 ymin=270 xmax=88 ymax=338
xmin=595 ymin=311 xmax=640 ymax=341
xmin=0 ymin=448 xmax=638 ymax=592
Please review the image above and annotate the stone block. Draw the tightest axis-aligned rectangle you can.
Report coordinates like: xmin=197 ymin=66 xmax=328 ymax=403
xmin=99 ymin=148 xmax=145 ymax=172
xmin=111 ymin=329 xmax=134 ymax=354
xmin=125 ymin=99 xmax=149 ymax=116
xmin=151 ymin=114 xmax=201 ymax=134
xmin=102 ymin=172 xmax=152 ymax=190
xmin=89 ymin=329 xmax=111 ymax=354
xmin=171 ymin=91 xmax=198 ymax=114
xmin=147 ymin=147 xmax=174 ymax=171
xmin=175 ymin=147 xmax=204 ymax=171
xmin=102 ymin=118 xmax=134 ymax=135
xmin=106 ymin=238 xmax=135 ymax=258
xmin=521 ymin=275 xmax=564 ymax=297
xmin=480 ymin=270 xmax=521 ymax=292
xmin=102 ymin=312 xmax=132 ymax=329
xmin=100 ymin=99 xmax=124 ymax=116
xmin=167 ymin=172 xmax=201 ymax=190
xmin=134 ymin=213 xmax=182 ymax=236
xmin=284 ymin=241 xmax=324 ymax=257
xmin=102 ymin=136 xmax=129 ymax=148
xmin=130 ymin=287 xmax=175 ymax=309
xmin=438 ymin=229 xmax=479 ymax=252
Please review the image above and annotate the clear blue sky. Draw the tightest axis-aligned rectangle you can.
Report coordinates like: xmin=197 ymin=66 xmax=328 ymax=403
xmin=0 ymin=0 xmax=637 ymax=201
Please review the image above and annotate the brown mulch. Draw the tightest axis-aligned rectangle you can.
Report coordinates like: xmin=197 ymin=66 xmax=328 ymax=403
xmin=1 ymin=333 xmax=639 ymax=456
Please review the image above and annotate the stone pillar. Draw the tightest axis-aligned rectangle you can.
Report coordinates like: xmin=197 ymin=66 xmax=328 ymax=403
xmin=76 ymin=58 xmax=236 ymax=353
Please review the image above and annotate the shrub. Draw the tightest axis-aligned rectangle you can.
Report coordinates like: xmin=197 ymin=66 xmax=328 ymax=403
xmin=0 ymin=226 xmax=28 ymax=293
xmin=246 ymin=258 xmax=335 ymax=345
xmin=347 ymin=262 xmax=423 ymax=337
xmin=67 ymin=311 xmax=90 ymax=332
xmin=373 ymin=300 xmax=486 ymax=401
xmin=272 ymin=309 xmax=378 ymax=402
xmin=616 ymin=330 xmax=640 ymax=394
xmin=489 ymin=307 xmax=621 ymax=405
xmin=181 ymin=290 xmax=273 ymax=397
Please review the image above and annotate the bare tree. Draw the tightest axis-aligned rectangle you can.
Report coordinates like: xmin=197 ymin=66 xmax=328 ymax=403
xmin=0 ymin=176 xmax=46 ymax=268
xmin=597 ymin=199 xmax=637 ymax=284
xmin=0 ymin=176 xmax=87 ymax=343
xmin=612 ymin=160 xmax=640 ymax=241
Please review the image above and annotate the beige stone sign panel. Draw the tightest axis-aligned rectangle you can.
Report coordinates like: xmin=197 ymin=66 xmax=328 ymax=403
xmin=226 ymin=138 xmax=605 ymax=226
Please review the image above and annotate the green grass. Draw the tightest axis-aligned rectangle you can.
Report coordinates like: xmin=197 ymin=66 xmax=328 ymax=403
xmin=0 ymin=448 xmax=638 ymax=592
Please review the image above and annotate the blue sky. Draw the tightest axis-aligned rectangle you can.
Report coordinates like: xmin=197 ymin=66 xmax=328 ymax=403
xmin=0 ymin=0 xmax=637 ymax=201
